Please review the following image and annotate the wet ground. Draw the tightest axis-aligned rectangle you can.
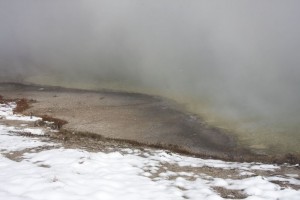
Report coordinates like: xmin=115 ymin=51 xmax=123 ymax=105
xmin=0 ymin=82 xmax=299 ymax=164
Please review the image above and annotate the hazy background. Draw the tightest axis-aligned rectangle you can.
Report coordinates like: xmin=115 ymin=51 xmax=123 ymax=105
xmin=1 ymin=1 xmax=300 ymax=153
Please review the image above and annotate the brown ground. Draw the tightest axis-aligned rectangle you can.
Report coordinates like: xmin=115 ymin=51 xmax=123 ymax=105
xmin=0 ymin=82 xmax=299 ymax=164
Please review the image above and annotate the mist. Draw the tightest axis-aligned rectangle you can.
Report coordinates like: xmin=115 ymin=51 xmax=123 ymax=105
xmin=1 ymin=1 xmax=300 ymax=152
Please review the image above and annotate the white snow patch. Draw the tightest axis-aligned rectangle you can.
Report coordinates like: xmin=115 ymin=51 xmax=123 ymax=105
xmin=240 ymin=171 xmax=255 ymax=176
xmin=212 ymin=176 xmax=300 ymax=200
xmin=0 ymin=134 xmax=299 ymax=200
xmin=0 ymin=102 xmax=41 ymax=121
xmin=23 ymin=128 xmax=45 ymax=136
xmin=250 ymin=164 xmax=280 ymax=171
xmin=286 ymin=174 xmax=299 ymax=178
xmin=0 ymin=125 xmax=52 ymax=153
xmin=267 ymin=176 xmax=300 ymax=186
xmin=146 ymin=150 xmax=280 ymax=171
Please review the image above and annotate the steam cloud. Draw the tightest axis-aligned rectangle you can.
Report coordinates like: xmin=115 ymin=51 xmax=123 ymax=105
xmin=1 ymin=1 xmax=300 ymax=149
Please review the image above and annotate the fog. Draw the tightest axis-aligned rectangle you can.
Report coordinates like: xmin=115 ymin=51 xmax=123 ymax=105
xmin=1 ymin=1 xmax=300 ymax=152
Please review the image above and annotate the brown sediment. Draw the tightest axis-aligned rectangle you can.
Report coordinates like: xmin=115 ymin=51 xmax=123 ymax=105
xmin=37 ymin=115 xmax=68 ymax=130
xmin=0 ymin=95 xmax=67 ymax=129
xmin=212 ymin=187 xmax=247 ymax=199
xmin=0 ymin=95 xmax=32 ymax=113
xmin=14 ymin=98 xmax=30 ymax=113
xmin=0 ymin=82 xmax=300 ymax=164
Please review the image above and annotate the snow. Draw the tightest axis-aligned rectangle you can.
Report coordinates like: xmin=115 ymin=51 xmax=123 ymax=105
xmin=0 ymin=102 xmax=299 ymax=200
xmin=23 ymin=128 xmax=45 ymax=136
xmin=145 ymin=150 xmax=280 ymax=171
xmin=267 ymin=176 xmax=300 ymax=186
xmin=218 ymin=176 xmax=300 ymax=200
xmin=0 ymin=102 xmax=41 ymax=121
xmin=0 ymin=125 xmax=51 ymax=153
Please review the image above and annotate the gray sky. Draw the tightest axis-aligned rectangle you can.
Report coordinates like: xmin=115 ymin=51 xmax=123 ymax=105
xmin=1 ymin=1 xmax=300 ymax=135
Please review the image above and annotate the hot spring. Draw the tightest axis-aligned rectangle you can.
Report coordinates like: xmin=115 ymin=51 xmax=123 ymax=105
xmin=1 ymin=1 xmax=300 ymax=154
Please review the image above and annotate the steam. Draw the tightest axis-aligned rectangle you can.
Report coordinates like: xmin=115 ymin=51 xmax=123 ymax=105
xmin=1 ymin=1 xmax=300 ymax=151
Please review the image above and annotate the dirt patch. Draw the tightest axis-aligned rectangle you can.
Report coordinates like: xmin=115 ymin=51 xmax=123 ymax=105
xmin=0 ymin=95 xmax=35 ymax=114
xmin=14 ymin=98 xmax=30 ymax=113
xmin=38 ymin=115 xmax=67 ymax=130
xmin=213 ymin=187 xmax=247 ymax=199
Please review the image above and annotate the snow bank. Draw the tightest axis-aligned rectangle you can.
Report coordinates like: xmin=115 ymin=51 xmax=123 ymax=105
xmin=1 ymin=146 xmax=299 ymax=200
xmin=0 ymin=101 xmax=299 ymax=200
